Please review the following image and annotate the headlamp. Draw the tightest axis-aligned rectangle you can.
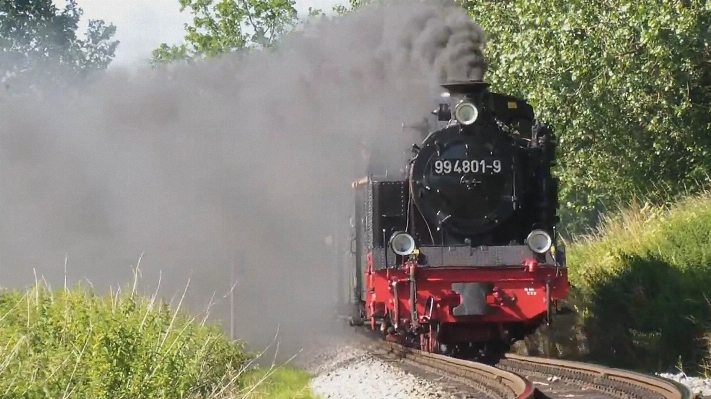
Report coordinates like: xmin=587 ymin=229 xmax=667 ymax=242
xmin=526 ymin=230 xmax=552 ymax=254
xmin=389 ymin=231 xmax=416 ymax=256
xmin=454 ymin=101 xmax=478 ymax=125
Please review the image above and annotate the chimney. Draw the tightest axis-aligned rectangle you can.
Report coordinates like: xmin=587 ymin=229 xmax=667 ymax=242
xmin=440 ymin=80 xmax=489 ymax=97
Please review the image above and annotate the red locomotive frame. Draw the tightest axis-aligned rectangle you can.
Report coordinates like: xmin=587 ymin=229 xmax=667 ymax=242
xmin=350 ymin=178 xmax=570 ymax=355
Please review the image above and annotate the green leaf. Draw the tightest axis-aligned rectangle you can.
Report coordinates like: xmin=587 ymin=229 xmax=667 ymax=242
xmin=151 ymin=0 xmax=298 ymax=65
xmin=0 ymin=0 xmax=119 ymax=93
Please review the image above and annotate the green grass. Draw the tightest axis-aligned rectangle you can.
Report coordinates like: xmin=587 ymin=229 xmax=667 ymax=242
xmin=516 ymin=190 xmax=711 ymax=374
xmin=242 ymin=367 xmax=318 ymax=399
xmin=0 ymin=268 xmax=320 ymax=398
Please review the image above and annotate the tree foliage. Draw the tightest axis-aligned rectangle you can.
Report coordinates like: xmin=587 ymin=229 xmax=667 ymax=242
xmin=460 ymin=0 xmax=711 ymax=233
xmin=0 ymin=0 xmax=119 ymax=91
xmin=151 ymin=0 xmax=305 ymax=65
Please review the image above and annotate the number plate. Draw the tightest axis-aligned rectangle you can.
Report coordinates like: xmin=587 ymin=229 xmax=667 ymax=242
xmin=432 ymin=159 xmax=502 ymax=175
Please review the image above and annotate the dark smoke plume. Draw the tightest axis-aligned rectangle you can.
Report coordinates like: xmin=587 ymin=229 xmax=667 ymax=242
xmin=0 ymin=0 xmax=488 ymax=359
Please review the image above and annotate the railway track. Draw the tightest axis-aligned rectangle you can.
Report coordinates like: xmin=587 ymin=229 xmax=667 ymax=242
xmin=498 ymin=353 xmax=695 ymax=399
xmin=369 ymin=340 xmax=533 ymax=399
xmin=367 ymin=339 xmax=695 ymax=399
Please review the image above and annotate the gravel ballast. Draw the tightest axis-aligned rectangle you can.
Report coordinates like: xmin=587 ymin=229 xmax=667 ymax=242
xmin=657 ymin=372 xmax=711 ymax=398
xmin=297 ymin=335 xmax=455 ymax=399
xmin=296 ymin=333 xmax=711 ymax=399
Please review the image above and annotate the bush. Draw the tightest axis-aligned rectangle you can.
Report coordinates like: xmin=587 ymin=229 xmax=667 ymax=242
xmin=515 ymin=192 xmax=711 ymax=374
xmin=0 ymin=274 xmax=252 ymax=398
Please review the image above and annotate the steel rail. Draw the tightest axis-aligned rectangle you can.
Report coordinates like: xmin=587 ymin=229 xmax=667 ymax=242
xmin=348 ymin=325 xmax=692 ymax=398
xmin=501 ymin=353 xmax=695 ymax=399
xmin=375 ymin=341 xmax=535 ymax=399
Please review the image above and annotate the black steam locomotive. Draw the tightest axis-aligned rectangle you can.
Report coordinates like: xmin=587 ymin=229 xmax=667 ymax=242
xmin=344 ymin=79 xmax=569 ymax=355
xmin=364 ymin=80 xmax=560 ymax=255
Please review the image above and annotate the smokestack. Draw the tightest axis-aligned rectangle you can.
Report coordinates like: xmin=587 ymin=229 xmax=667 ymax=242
xmin=440 ymin=79 xmax=489 ymax=97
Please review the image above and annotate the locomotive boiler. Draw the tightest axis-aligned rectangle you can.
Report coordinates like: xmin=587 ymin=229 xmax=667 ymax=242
xmin=344 ymin=79 xmax=570 ymax=356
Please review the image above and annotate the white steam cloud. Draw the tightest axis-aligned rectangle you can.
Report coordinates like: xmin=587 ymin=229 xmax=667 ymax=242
xmin=0 ymin=0 xmax=487 ymax=357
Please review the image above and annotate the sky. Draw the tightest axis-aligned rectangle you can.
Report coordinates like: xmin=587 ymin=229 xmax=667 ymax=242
xmin=54 ymin=0 xmax=346 ymax=68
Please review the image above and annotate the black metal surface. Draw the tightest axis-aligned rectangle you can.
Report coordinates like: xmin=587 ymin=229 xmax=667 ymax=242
xmin=374 ymin=180 xmax=407 ymax=217
xmin=371 ymin=180 xmax=408 ymax=248
xmin=408 ymin=124 xmax=520 ymax=237
xmin=441 ymin=80 xmax=490 ymax=95
xmin=371 ymin=244 xmax=556 ymax=270
xmin=418 ymin=245 xmax=555 ymax=267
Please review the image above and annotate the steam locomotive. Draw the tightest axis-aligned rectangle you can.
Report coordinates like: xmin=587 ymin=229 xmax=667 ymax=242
xmin=342 ymin=79 xmax=570 ymax=357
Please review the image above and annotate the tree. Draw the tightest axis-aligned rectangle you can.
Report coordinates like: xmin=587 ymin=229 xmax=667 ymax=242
xmin=0 ymin=0 xmax=119 ymax=92
xmin=151 ymin=0 xmax=304 ymax=65
xmin=459 ymin=0 xmax=711 ymax=234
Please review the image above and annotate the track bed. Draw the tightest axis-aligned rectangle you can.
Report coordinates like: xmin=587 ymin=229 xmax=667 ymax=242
xmin=357 ymin=331 xmax=694 ymax=399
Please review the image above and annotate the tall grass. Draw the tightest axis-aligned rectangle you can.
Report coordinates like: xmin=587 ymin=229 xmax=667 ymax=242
xmin=518 ymin=190 xmax=711 ymax=374
xmin=568 ymin=193 xmax=711 ymax=372
xmin=243 ymin=367 xmax=317 ymax=399
xmin=0 ymin=262 xmax=319 ymax=398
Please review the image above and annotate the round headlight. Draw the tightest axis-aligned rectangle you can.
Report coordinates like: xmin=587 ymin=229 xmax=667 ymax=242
xmin=454 ymin=101 xmax=478 ymax=125
xmin=526 ymin=230 xmax=552 ymax=254
xmin=389 ymin=231 xmax=416 ymax=256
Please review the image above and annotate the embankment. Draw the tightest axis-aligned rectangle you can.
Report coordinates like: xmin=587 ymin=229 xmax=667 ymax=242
xmin=515 ymin=191 xmax=711 ymax=374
